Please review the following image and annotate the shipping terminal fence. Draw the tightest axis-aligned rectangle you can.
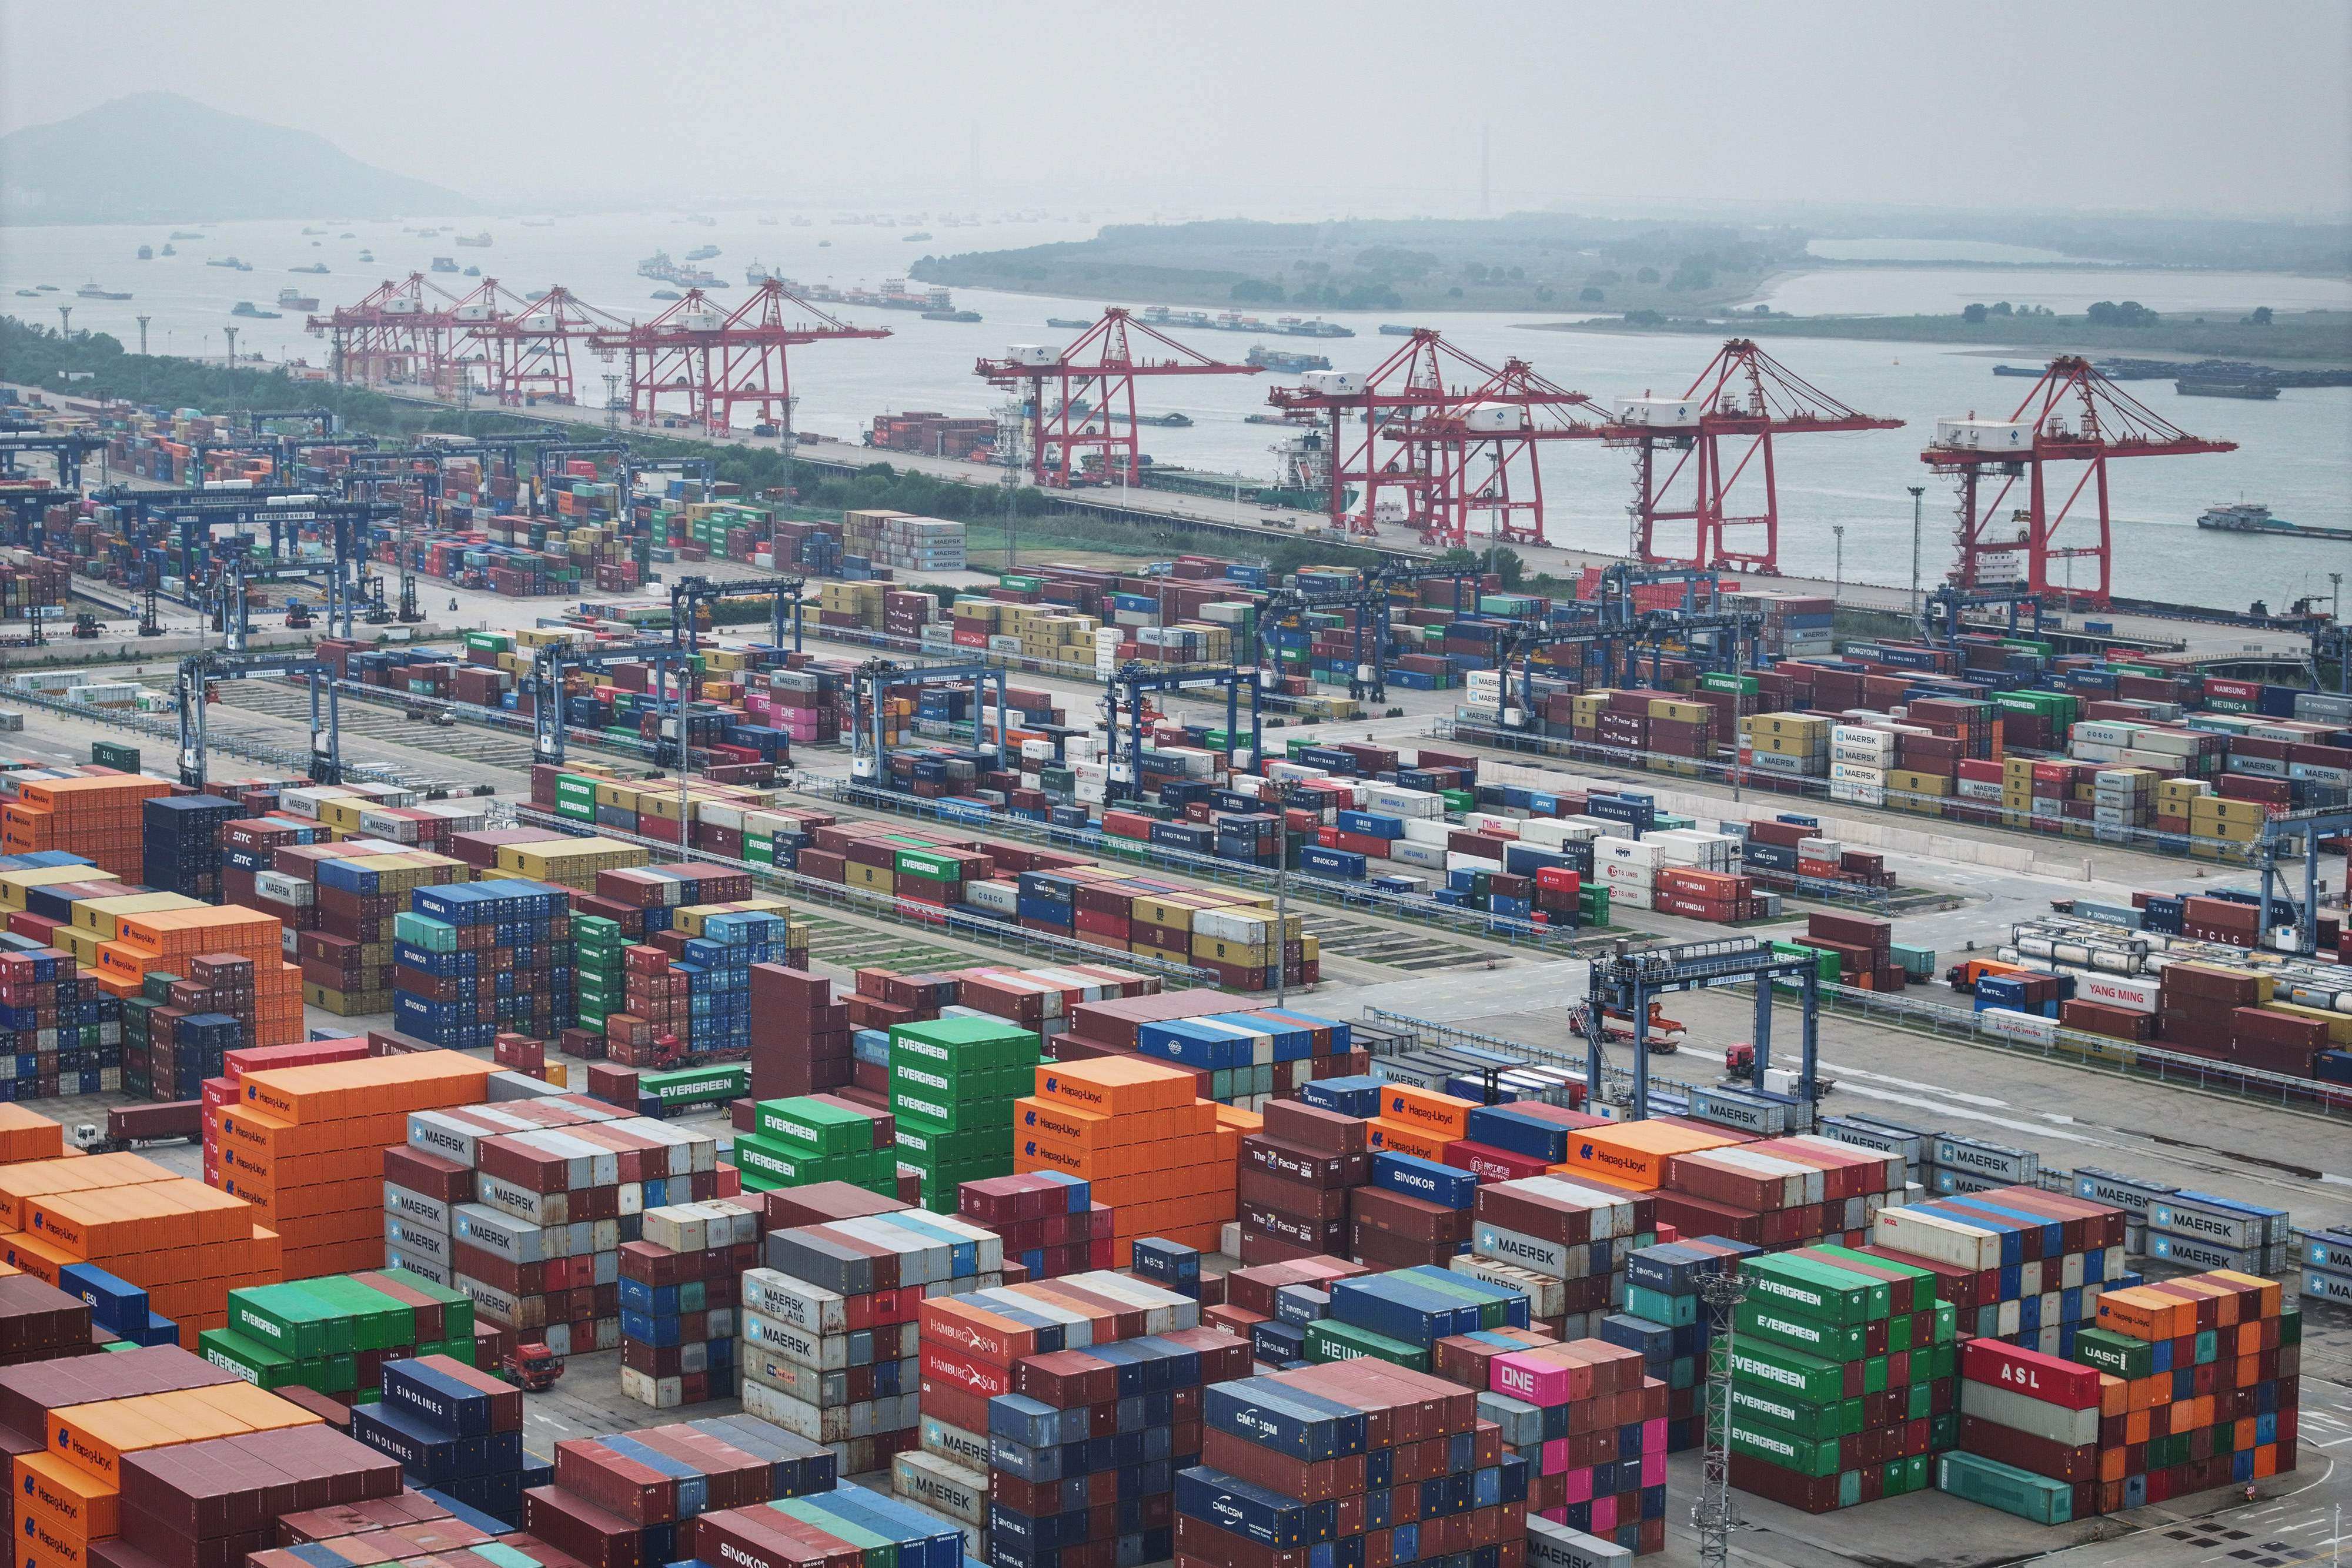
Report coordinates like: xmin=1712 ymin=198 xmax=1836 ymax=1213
xmin=1 ymin=677 xmax=426 ymax=789
xmin=502 ymin=803 xmax=1224 ymax=991
xmin=1436 ymin=717 xmax=2272 ymax=867
xmin=1364 ymin=970 xmax=2352 ymax=1125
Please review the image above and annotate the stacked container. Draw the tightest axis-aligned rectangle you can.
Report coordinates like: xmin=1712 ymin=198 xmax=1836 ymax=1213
xmin=139 ymin=793 xmax=238 ymax=901
xmin=1181 ymin=1361 xmax=1530 ymax=1568
xmin=396 ymin=880 xmax=574 ymax=1049
xmin=750 ymin=965 xmax=854 ymax=1100
xmin=1479 ymin=1336 xmax=1669 ymax=1556
xmin=1 ymin=1148 xmax=282 ymax=1347
xmin=1010 ymin=1055 xmax=1237 ymax=1262
xmin=353 ymin=1353 xmax=546 ymax=1527
xmin=621 ymin=1200 xmax=757 ymax=1407
xmin=1942 ymin=1338 xmax=2106 ymax=1524
xmin=406 ymin=1092 xmax=724 ymax=1360
xmin=1722 ymin=1247 xmax=1957 ymax=1513
xmin=1236 ymin=1092 xmax=1370 ymax=1266
xmin=888 ymin=1015 xmax=1039 ymax=1209
xmin=1612 ymin=1236 xmax=1760 ymax=1452
xmin=730 ymin=1095 xmax=898 ymax=1196
xmin=213 ymin=1050 xmax=495 ymax=1282
xmin=198 ymin=1266 xmax=474 ymax=1396
xmin=953 ymin=1294 xmax=1242 ymax=1568
xmin=741 ymin=1208 xmax=1003 ymax=1474
xmin=953 ymin=1171 xmax=1110 ymax=1278
xmin=0 ymin=945 xmax=121 ymax=1101
xmin=525 ymin=1414 xmax=837 ymax=1568
xmin=108 ymin=1420 xmax=403 ymax=1568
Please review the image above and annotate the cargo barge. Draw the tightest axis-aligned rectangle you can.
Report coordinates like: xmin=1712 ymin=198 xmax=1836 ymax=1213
xmin=2196 ymin=502 xmax=2352 ymax=542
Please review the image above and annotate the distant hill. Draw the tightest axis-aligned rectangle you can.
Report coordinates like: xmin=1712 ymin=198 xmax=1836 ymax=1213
xmin=0 ymin=92 xmax=476 ymax=225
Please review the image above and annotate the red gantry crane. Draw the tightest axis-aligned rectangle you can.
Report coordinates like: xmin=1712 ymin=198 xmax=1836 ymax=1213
xmin=1265 ymin=327 xmax=1499 ymax=539
xmin=977 ymin=310 xmax=1261 ymax=489
xmin=309 ymin=273 xmax=456 ymax=390
xmin=1922 ymin=355 xmax=2236 ymax=607
xmin=1603 ymin=339 xmax=1902 ymax=576
xmin=467 ymin=284 xmax=632 ymax=407
xmin=588 ymin=279 xmax=890 ymax=436
xmin=1407 ymin=358 xmax=1615 ymax=549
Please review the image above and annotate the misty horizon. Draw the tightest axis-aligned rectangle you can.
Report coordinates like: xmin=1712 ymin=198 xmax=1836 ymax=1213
xmin=4 ymin=0 xmax=2349 ymax=224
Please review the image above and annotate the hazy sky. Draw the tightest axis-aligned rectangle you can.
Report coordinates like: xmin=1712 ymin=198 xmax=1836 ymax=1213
xmin=5 ymin=0 xmax=2349 ymax=219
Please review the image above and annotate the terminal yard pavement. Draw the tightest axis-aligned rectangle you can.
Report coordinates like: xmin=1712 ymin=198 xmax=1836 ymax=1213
xmin=2 ymin=664 xmax=2350 ymax=1564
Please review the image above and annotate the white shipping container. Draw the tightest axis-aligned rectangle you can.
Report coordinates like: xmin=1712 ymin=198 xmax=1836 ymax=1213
xmin=1959 ymin=1381 xmax=2100 ymax=1446
xmin=1828 ymin=761 xmax=1886 ymax=785
xmin=1615 ymin=397 xmax=1699 ymax=429
xmin=253 ymin=870 xmax=313 ymax=906
xmin=1979 ymin=1007 xmax=2059 ymax=1045
xmin=1932 ymin=418 xmax=2035 ymax=453
xmin=1872 ymin=1206 xmax=2002 ymax=1271
xmin=1608 ymin=882 xmax=1655 ymax=910
xmin=1389 ymin=840 xmax=1447 ymax=870
xmin=1829 ymin=782 xmax=1887 ymax=807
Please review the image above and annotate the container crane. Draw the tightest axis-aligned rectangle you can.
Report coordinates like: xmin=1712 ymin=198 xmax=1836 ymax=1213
xmin=1264 ymin=328 xmax=1498 ymax=538
xmin=589 ymin=280 xmax=889 ymax=437
xmin=1922 ymin=355 xmax=2235 ymax=608
xmin=976 ymin=310 xmax=1261 ymax=490
xmin=1604 ymin=339 xmax=1902 ymax=576
xmin=307 ymin=275 xmax=502 ymax=395
xmin=467 ymin=283 xmax=631 ymax=407
xmin=1406 ymin=358 xmax=1614 ymax=549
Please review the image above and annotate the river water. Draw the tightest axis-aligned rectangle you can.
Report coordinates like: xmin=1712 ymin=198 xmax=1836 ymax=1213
xmin=4 ymin=210 xmax=2347 ymax=613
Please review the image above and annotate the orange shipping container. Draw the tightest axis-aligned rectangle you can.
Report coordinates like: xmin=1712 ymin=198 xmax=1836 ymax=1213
xmin=1548 ymin=1121 xmax=1742 ymax=1191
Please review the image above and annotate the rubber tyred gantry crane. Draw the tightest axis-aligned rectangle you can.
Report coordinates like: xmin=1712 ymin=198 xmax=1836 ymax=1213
xmin=467 ymin=284 xmax=631 ymax=407
xmin=588 ymin=280 xmax=890 ymax=436
xmin=1406 ymin=357 xmax=1615 ymax=549
xmin=1603 ymin=339 xmax=1902 ymax=576
xmin=1264 ymin=327 xmax=1498 ymax=539
xmin=977 ymin=310 xmax=1261 ymax=490
xmin=1922 ymin=355 xmax=2236 ymax=607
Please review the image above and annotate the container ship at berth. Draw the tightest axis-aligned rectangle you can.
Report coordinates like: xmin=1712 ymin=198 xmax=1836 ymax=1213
xmin=2196 ymin=503 xmax=2352 ymax=542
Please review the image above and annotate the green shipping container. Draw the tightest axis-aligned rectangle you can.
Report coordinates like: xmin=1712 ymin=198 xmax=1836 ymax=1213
xmin=1742 ymin=1255 xmax=1884 ymax=1325
xmin=1305 ymin=1318 xmax=1431 ymax=1372
xmin=92 ymin=741 xmax=141 ymax=770
xmin=1736 ymin=1301 xmax=1865 ymax=1362
xmin=1727 ymin=1383 xmax=1863 ymax=1440
xmin=1728 ymin=1417 xmax=1842 ymax=1478
xmin=198 ymin=1326 xmax=298 ymax=1389
xmin=755 ymin=1096 xmax=874 ymax=1156
xmin=1936 ymin=1453 xmax=2072 ymax=1524
xmin=641 ymin=1063 xmax=749 ymax=1108
xmin=1725 ymin=1340 xmax=1846 ymax=1405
